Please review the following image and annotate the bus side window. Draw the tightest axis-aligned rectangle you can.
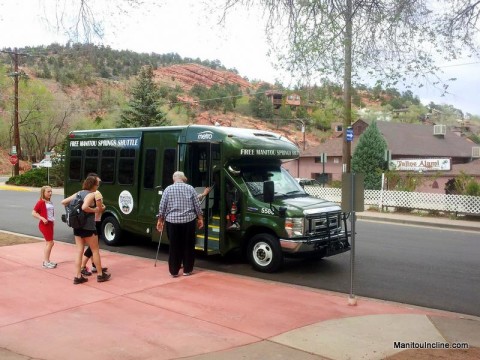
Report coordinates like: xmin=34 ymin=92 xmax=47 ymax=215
xmin=119 ymin=148 xmax=135 ymax=185
xmin=84 ymin=149 xmax=99 ymax=179
xmin=101 ymin=149 xmax=116 ymax=183
xmin=69 ymin=149 xmax=82 ymax=181
xmin=144 ymin=149 xmax=156 ymax=189
xmin=161 ymin=149 xmax=176 ymax=189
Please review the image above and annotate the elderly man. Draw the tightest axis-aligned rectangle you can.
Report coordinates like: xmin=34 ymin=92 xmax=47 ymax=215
xmin=157 ymin=171 xmax=204 ymax=277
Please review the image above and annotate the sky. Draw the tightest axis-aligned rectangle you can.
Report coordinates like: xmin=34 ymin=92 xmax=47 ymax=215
xmin=1 ymin=0 xmax=480 ymax=116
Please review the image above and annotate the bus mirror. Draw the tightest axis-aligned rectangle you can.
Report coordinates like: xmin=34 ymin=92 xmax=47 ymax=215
xmin=263 ymin=181 xmax=274 ymax=203
xmin=228 ymin=165 xmax=240 ymax=176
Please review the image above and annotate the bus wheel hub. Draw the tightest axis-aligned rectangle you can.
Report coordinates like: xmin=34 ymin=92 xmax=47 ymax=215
xmin=253 ymin=242 xmax=272 ymax=265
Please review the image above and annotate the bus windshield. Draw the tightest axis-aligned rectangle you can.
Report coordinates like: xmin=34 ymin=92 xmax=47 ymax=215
xmin=241 ymin=166 xmax=306 ymax=198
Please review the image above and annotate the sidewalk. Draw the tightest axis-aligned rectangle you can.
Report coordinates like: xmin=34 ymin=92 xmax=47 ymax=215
xmin=1 ymin=183 xmax=480 ymax=359
xmin=357 ymin=210 xmax=480 ymax=232
xmin=1 ymin=239 xmax=479 ymax=360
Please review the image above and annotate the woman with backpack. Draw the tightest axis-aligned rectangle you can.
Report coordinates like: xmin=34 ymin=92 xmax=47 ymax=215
xmin=80 ymin=173 xmax=107 ymax=277
xmin=61 ymin=175 xmax=111 ymax=285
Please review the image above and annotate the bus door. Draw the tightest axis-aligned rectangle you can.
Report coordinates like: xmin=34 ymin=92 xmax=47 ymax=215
xmin=184 ymin=142 xmax=221 ymax=254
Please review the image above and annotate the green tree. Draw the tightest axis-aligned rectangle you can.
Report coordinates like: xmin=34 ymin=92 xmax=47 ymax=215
xmin=295 ymin=106 xmax=308 ymax=119
xmin=16 ymin=78 xmax=73 ymax=161
xmin=351 ymin=121 xmax=388 ymax=190
xmin=249 ymin=85 xmax=273 ymax=119
xmin=119 ymin=66 xmax=168 ymax=128
xmin=278 ymin=105 xmax=292 ymax=120
xmin=189 ymin=83 xmax=240 ymax=113
xmin=310 ymin=97 xmax=344 ymax=131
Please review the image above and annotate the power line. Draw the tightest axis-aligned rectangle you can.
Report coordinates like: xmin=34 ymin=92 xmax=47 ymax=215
xmin=439 ymin=61 xmax=480 ymax=68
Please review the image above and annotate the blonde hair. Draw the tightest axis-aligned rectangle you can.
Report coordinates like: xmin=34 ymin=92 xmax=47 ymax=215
xmin=40 ymin=186 xmax=52 ymax=200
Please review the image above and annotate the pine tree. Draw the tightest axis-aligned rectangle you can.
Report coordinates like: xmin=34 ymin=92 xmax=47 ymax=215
xmin=249 ymin=85 xmax=273 ymax=119
xmin=118 ymin=66 xmax=168 ymax=128
xmin=351 ymin=122 xmax=388 ymax=190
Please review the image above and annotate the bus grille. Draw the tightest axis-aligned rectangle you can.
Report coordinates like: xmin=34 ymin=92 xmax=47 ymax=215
xmin=305 ymin=211 xmax=342 ymax=237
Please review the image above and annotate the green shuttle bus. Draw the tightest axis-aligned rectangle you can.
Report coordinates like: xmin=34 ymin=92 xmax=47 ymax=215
xmin=64 ymin=125 xmax=350 ymax=272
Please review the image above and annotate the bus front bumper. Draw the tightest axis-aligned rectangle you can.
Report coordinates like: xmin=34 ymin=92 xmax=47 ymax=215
xmin=279 ymin=232 xmax=351 ymax=257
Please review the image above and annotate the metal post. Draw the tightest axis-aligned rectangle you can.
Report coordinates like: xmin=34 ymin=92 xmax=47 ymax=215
xmin=348 ymin=172 xmax=357 ymax=306
xmin=321 ymin=153 xmax=326 ymax=187
xmin=322 ymin=161 xmax=325 ymax=187
xmin=301 ymin=121 xmax=305 ymax=150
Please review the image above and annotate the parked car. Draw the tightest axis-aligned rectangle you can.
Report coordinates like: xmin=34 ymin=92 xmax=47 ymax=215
xmin=31 ymin=159 xmax=52 ymax=168
xmin=295 ymin=178 xmax=320 ymax=187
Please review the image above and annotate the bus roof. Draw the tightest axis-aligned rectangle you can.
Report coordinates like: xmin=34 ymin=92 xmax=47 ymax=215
xmin=68 ymin=125 xmax=300 ymax=160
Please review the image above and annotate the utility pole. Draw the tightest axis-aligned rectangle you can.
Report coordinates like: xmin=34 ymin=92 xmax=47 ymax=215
xmin=2 ymin=48 xmax=28 ymax=175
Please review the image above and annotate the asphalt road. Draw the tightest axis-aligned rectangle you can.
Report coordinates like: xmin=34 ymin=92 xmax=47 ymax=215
xmin=2 ymin=190 xmax=479 ymax=317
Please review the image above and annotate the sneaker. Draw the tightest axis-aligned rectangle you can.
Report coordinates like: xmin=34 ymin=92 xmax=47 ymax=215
xmin=42 ymin=261 xmax=56 ymax=269
xmin=183 ymin=272 xmax=192 ymax=276
xmin=91 ymin=266 xmax=108 ymax=273
xmin=73 ymin=276 xmax=88 ymax=285
xmin=97 ymin=272 xmax=111 ymax=282
xmin=171 ymin=274 xmax=179 ymax=278
xmin=81 ymin=267 xmax=92 ymax=276
xmin=227 ymin=222 xmax=240 ymax=230
xmin=49 ymin=261 xmax=57 ymax=266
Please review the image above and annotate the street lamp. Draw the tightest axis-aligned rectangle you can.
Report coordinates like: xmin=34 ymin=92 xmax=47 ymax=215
xmin=292 ymin=119 xmax=307 ymax=150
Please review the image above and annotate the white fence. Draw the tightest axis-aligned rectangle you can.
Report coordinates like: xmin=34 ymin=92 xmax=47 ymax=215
xmin=304 ymin=186 xmax=480 ymax=215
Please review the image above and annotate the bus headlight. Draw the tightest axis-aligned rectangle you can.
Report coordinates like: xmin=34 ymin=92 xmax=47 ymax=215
xmin=285 ymin=217 xmax=304 ymax=238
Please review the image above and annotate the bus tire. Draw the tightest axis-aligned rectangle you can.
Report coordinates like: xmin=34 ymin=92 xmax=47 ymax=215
xmin=102 ymin=216 xmax=122 ymax=246
xmin=248 ymin=233 xmax=283 ymax=273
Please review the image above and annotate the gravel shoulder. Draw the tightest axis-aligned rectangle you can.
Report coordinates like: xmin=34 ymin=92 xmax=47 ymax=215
xmin=0 ymin=231 xmax=40 ymax=246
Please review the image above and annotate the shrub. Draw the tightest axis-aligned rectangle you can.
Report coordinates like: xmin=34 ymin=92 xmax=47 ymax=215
xmin=465 ymin=180 xmax=480 ymax=196
xmin=6 ymin=165 xmax=64 ymax=187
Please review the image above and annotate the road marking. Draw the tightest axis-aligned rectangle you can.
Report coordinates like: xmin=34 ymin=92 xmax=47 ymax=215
xmin=0 ymin=185 xmax=31 ymax=192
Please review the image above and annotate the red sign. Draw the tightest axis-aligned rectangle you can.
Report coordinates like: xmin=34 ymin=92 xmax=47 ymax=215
xmin=10 ymin=155 xmax=18 ymax=165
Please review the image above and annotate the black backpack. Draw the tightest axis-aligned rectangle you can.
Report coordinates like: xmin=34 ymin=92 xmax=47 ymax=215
xmin=65 ymin=192 xmax=87 ymax=229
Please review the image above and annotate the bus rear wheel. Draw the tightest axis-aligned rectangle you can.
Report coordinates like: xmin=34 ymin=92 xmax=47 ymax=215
xmin=248 ymin=233 xmax=283 ymax=273
xmin=102 ymin=216 xmax=122 ymax=246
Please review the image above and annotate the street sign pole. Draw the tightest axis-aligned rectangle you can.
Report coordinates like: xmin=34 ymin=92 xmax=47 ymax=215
xmin=349 ymin=173 xmax=357 ymax=306
xmin=9 ymin=154 xmax=18 ymax=177
xmin=341 ymin=172 xmax=364 ymax=307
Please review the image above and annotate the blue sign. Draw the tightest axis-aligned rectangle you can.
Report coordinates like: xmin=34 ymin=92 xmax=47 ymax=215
xmin=346 ymin=127 xmax=354 ymax=142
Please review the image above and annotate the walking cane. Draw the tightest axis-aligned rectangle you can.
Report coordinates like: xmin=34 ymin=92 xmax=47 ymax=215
xmin=154 ymin=228 xmax=163 ymax=267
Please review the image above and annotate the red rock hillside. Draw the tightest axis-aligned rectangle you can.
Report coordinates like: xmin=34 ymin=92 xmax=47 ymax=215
xmin=154 ymin=63 xmax=253 ymax=92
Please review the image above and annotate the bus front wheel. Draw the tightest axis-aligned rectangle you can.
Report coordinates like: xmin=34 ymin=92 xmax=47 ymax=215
xmin=248 ymin=233 xmax=283 ymax=273
xmin=102 ymin=216 xmax=122 ymax=246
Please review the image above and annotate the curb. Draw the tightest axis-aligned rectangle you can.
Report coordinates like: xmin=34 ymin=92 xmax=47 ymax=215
xmin=356 ymin=213 xmax=480 ymax=232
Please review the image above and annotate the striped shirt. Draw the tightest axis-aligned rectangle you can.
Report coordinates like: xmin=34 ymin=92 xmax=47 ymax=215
xmin=158 ymin=182 xmax=202 ymax=224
